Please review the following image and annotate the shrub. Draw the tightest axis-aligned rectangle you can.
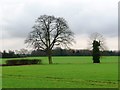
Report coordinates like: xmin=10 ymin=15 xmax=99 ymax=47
xmin=6 ymin=59 xmax=41 ymax=66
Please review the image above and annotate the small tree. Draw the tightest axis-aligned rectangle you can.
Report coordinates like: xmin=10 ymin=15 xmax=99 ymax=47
xmin=88 ymin=33 xmax=107 ymax=63
xmin=92 ymin=40 xmax=100 ymax=63
xmin=25 ymin=15 xmax=74 ymax=64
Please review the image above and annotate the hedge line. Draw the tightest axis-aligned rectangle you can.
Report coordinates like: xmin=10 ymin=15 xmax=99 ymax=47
xmin=5 ymin=59 xmax=41 ymax=66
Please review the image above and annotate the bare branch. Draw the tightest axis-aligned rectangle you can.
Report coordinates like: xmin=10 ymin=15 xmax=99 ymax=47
xmin=25 ymin=15 xmax=75 ymax=64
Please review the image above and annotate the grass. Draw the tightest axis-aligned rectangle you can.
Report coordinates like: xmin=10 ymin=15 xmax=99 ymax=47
xmin=1 ymin=56 xmax=118 ymax=88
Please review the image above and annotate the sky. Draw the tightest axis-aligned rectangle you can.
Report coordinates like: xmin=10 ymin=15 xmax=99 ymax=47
xmin=0 ymin=0 xmax=119 ymax=51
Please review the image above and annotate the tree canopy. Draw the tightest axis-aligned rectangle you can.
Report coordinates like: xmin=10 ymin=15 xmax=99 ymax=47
xmin=25 ymin=15 xmax=75 ymax=64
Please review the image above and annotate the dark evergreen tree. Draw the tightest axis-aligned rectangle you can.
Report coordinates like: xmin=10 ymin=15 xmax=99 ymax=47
xmin=88 ymin=32 xmax=107 ymax=63
xmin=92 ymin=40 xmax=100 ymax=63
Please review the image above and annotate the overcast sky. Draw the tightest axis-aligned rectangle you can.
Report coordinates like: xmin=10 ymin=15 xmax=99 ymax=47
xmin=0 ymin=0 xmax=119 ymax=51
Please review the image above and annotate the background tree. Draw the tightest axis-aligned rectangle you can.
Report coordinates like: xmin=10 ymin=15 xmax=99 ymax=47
xmin=88 ymin=32 xmax=107 ymax=63
xmin=92 ymin=40 xmax=100 ymax=63
xmin=25 ymin=15 xmax=75 ymax=64
xmin=15 ymin=49 xmax=31 ymax=57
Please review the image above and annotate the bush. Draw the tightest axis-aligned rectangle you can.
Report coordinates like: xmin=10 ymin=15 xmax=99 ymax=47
xmin=6 ymin=59 xmax=41 ymax=66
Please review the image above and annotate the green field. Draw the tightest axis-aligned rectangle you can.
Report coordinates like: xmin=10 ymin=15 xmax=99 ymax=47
xmin=1 ymin=56 xmax=118 ymax=88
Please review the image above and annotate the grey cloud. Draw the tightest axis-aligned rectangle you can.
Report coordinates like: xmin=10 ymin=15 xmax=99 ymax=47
xmin=1 ymin=0 xmax=118 ymax=39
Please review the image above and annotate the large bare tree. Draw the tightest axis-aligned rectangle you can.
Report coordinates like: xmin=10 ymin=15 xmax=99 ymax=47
xmin=25 ymin=15 xmax=74 ymax=64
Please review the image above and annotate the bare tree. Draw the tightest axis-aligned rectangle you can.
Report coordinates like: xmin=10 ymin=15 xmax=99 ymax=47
xmin=25 ymin=15 xmax=74 ymax=64
xmin=15 ymin=49 xmax=31 ymax=55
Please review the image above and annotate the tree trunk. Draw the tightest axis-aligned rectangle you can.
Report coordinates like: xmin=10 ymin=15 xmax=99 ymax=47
xmin=48 ymin=49 xmax=53 ymax=64
xmin=48 ymin=55 xmax=52 ymax=64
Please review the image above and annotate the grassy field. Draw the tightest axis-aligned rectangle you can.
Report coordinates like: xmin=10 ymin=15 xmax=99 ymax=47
xmin=1 ymin=56 xmax=118 ymax=88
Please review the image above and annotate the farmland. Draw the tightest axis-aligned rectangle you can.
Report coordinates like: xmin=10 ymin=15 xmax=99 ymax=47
xmin=1 ymin=56 xmax=118 ymax=88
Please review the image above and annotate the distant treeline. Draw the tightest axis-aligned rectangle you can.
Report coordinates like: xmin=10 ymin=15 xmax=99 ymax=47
xmin=31 ymin=48 xmax=119 ymax=56
xmin=1 ymin=48 xmax=119 ymax=58
xmin=1 ymin=50 xmax=22 ymax=58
